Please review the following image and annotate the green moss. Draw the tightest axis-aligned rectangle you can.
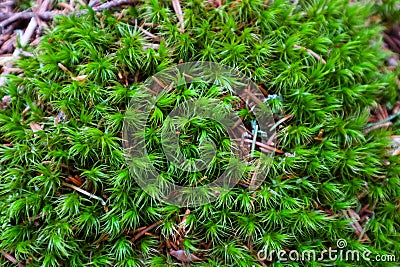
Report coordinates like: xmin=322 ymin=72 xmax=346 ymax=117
xmin=0 ymin=0 xmax=399 ymax=266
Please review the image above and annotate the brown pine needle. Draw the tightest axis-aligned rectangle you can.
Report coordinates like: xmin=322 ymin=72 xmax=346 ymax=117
xmin=294 ymin=45 xmax=326 ymax=64
xmin=0 ymin=251 xmax=24 ymax=267
xmin=270 ymin=114 xmax=293 ymax=131
xmin=62 ymin=182 xmax=106 ymax=205
xmin=152 ymin=76 xmax=167 ymax=88
xmin=132 ymin=226 xmax=147 ymax=234
xmin=131 ymin=219 xmax=164 ymax=242
xmin=58 ymin=63 xmax=73 ymax=75
xmin=171 ymin=0 xmax=184 ymax=32
xmin=239 ymin=138 xmax=284 ymax=153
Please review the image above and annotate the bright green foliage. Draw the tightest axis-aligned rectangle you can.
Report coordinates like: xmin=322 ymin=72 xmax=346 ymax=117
xmin=0 ymin=0 xmax=399 ymax=266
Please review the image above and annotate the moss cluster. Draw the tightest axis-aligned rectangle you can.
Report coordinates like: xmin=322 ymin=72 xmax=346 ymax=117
xmin=0 ymin=0 xmax=399 ymax=266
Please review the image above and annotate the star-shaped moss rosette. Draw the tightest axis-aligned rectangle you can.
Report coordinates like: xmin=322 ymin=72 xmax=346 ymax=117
xmin=123 ymin=61 xmax=275 ymax=207
xmin=0 ymin=0 xmax=399 ymax=266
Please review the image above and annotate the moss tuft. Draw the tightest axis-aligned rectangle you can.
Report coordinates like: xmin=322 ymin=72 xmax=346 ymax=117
xmin=0 ymin=0 xmax=399 ymax=266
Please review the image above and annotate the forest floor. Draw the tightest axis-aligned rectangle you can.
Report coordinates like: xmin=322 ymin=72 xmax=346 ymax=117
xmin=0 ymin=1 xmax=399 ymax=266
xmin=1 ymin=0 xmax=399 ymax=153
